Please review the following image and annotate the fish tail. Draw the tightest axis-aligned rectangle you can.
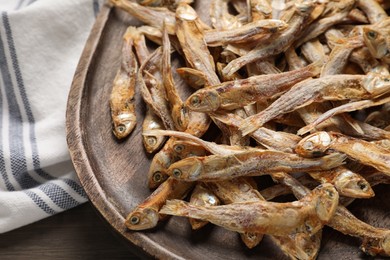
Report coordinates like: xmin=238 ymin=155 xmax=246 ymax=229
xmin=320 ymin=153 xmax=347 ymax=170
xmin=239 ymin=116 xmax=263 ymax=136
xmin=159 ymin=199 xmax=191 ymax=216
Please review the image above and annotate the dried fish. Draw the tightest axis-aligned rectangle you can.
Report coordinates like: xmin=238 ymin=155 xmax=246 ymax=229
xmin=111 ymin=0 xmax=176 ymax=34
xmin=166 ymin=151 xmax=346 ymax=182
xmin=126 ymin=177 xmax=193 ymax=230
xmin=161 ymin=23 xmax=189 ymax=131
xmin=186 ymin=60 xmax=322 ymax=112
xmin=295 ymin=131 xmax=390 ymax=174
xmin=176 ymin=3 xmax=220 ymax=85
xmin=110 ymin=27 xmax=138 ymax=139
xmin=160 ymin=183 xmax=339 ymax=236
xmin=204 ymin=19 xmax=288 ymax=47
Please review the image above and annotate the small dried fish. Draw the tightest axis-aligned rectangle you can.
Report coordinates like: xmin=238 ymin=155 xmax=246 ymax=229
xmin=138 ymin=48 xmax=176 ymax=130
xmin=204 ymin=19 xmax=288 ymax=47
xmin=160 ymin=183 xmax=339 ymax=236
xmin=166 ymin=151 xmax=346 ymax=182
xmin=126 ymin=177 xmax=193 ymax=230
xmin=175 ymin=3 xmax=220 ymax=85
xmin=111 ymin=0 xmax=176 ymax=34
xmin=161 ymin=23 xmax=189 ymax=131
xmin=295 ymin=131 xmax=390 ymax=174
xmin=110 ymin=27 xmax=138 ymax=139
xmin=186 ymin=60 xmax=322 ymax=112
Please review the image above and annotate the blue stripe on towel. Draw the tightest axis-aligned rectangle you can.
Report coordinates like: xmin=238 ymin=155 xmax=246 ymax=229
xmin=24 ymin=190 xmax=56 ymax=215
xmin=0 ymin=12 xmax=38 ymax=189
xmin=38 ymin=183 xmax=81 ymax=210
xmin=62 ymin=178 xmax=88 ymax=199
xmin=2 ymin=12 xmax=54 ymax=182
xmin=0 ymin=31 xmax=15 ymax=191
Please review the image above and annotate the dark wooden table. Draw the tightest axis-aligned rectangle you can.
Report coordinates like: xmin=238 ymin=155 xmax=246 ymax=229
xmin=0 ymin=202 xmax=148 ymax=260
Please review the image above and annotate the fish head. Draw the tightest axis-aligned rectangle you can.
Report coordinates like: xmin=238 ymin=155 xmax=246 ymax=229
xmin=172 ymin=104 xmax=190 ymax=131
xmin=172 ymin=140 xmax=207 ymax=159
xmin=112 ymin=113 xmax=137 ymax=139
xmin=363 ymin=27 xmax=388 ymax=59
xmin=293 ymin=232 xmax=321 ymax=260
xmin=143 ymin=134 xmax=166 ymax=154
xmin=363 ymin=73 xmax=390 ymax=96
xmin=186 ymin=89 xmax=221 ymax=112
xmin=125 ymin=208 xmax=159 ymax=230
xmin=167 ymin=157 xmax=203 ymax=181
xmin=294 ymin=0 xmax=315 ymax=15
xmin=295 ymin=132 xmax=332 ymax=157
xmin=313 ymin=183 xmax=339 ymax=222
xmin=147 ymin=150 xmax=172 ymax=189
xmin=334 ymin=170 xmax=374 ymax=199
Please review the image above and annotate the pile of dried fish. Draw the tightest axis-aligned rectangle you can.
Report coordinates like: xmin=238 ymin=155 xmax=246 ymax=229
xmin=108 ymin=0 xmax=390 ymax=258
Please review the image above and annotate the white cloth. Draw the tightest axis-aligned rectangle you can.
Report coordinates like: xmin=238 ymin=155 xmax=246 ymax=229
xmin=0 ymin=0 xmax=103 ymax=233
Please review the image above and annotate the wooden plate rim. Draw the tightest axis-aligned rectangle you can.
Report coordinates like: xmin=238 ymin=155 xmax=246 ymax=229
xmin=65 ymin=2 xmax=181 ymax=259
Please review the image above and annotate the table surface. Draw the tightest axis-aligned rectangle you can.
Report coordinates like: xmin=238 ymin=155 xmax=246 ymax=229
xmin=0 ymin=202 xmax=147 ymax=260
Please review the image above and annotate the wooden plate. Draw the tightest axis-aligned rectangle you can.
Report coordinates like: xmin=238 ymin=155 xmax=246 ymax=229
xmin=66 ymin=1 xmax=390 ymax=259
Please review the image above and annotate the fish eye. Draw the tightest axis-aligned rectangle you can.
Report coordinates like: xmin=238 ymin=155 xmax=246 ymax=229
xmin=130 ymin=215 xmax=140 ymax=225
xmin=153 ymin=171 xmax=163 ymax=183
xmin=367 ymin=30 xmax=377 ymax=39
xmin=117 ymin=124 xmax=126 ymax=133
xmin=147 ymin=136 xmax=157 ymax=146
xmin=172 ymin=168 xmax=182 ymax=178
xmin=305 ymin=221 xmax=313 ymax=232
xmin=190 ymin=95 xmax=201 ymax=107
xmin=358 ymin=181 xmax=367 ymax=191
xmin=325 ymin=189 xmax=334 ymax=198
xmin=174 ymin=144 xmax=184 ymax=153
xmin=303 ymin=141 xmax=314 ymax=150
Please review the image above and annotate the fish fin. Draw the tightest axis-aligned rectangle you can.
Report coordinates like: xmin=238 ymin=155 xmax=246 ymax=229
xmin=320 ymin=153 xmax=347 ymax=170
xmin=159 ymin=199 xmax=190 ymax=216
xmin=239 ymin=117 xmax=262 ymax=136
xmin=308 ymin=59 xmax=325 ymax=76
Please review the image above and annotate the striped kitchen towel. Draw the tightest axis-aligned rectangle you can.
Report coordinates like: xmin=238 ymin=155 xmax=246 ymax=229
xmin=0 ymin=0 xmax=103 ymax=233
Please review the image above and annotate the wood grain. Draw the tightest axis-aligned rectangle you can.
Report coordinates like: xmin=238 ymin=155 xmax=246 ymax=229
xmin=0 ymin=203 xmax=145 ymax=260
xmin=66 ymin=1 xmax=390 ymax=259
